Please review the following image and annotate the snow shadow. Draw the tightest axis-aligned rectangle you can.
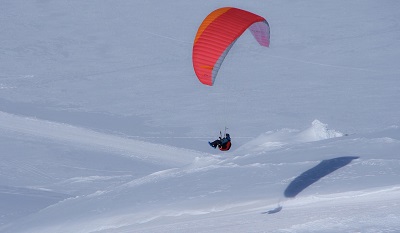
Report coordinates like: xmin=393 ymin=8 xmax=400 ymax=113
xmin=284 ymin=156 xmax=359 ymax=198
xmin=0 ymin=185 xmax=71 ymax=225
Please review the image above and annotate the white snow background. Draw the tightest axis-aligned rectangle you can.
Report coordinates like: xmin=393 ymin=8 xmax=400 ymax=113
xmin=1 ymin=0 xmax=400 ymax=232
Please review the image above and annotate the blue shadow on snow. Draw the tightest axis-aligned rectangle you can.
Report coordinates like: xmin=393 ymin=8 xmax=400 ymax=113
xmin=284 ymin=156 xmax=359 ymax=198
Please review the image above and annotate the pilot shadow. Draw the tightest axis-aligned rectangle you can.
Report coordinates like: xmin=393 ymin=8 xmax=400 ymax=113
xmin=262 ymin=156 xmax=359 ymax=215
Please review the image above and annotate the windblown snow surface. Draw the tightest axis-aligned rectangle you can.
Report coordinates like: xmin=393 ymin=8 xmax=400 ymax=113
xmin=1 ymin=1 xmax=400 ymax=232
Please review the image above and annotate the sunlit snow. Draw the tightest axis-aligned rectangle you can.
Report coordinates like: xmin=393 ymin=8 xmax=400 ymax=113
xmin=1 ymin=1 xmax=399 ymax=232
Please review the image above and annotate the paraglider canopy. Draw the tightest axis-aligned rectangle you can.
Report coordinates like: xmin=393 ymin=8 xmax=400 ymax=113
xmin=192 ymin=7 xmax=270 ymax=86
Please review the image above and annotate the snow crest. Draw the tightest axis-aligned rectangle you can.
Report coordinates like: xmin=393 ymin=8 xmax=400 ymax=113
xmin=236 ymin=120 xmax=343 ymax=154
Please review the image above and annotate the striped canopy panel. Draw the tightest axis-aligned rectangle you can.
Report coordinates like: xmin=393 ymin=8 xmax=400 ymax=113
xmin=193 ymin=7 xmax=270 ymax=86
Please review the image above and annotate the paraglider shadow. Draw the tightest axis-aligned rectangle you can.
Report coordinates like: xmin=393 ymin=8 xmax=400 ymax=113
xmin=262 ymin=205 xmax=282 ymax=214
xmin=284 ymin=156 xmax=359 ymax=198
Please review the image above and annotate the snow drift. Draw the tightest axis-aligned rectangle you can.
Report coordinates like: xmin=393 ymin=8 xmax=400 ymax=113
xmin=1 ymin=0 xmax=400 ymax=232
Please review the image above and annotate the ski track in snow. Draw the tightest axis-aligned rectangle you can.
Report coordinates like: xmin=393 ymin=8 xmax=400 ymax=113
xmin=97 ymin=185 xmax=400 ymax=233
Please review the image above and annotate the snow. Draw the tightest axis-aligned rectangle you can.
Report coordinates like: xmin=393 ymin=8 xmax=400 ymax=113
xmin=1 ymin=0 xmax=400 ymax=232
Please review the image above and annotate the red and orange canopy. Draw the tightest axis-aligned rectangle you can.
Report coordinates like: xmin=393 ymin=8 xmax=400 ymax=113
xmin=193 ymin=7 xmax=270 ymax=86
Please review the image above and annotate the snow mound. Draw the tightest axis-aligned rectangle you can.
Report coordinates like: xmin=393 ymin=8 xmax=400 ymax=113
xmin=297 ymin=120 xmax=344 ymax=142
xmin=235 ymin=120 xmax=343 ymax=154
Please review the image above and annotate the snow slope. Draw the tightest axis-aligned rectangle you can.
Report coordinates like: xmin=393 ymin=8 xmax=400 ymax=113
xmin=1 ymin=0 xmax=400 ymax=232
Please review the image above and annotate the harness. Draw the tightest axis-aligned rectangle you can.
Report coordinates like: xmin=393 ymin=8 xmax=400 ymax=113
xmin=219 ymin=141 xmax=232 ymax=151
